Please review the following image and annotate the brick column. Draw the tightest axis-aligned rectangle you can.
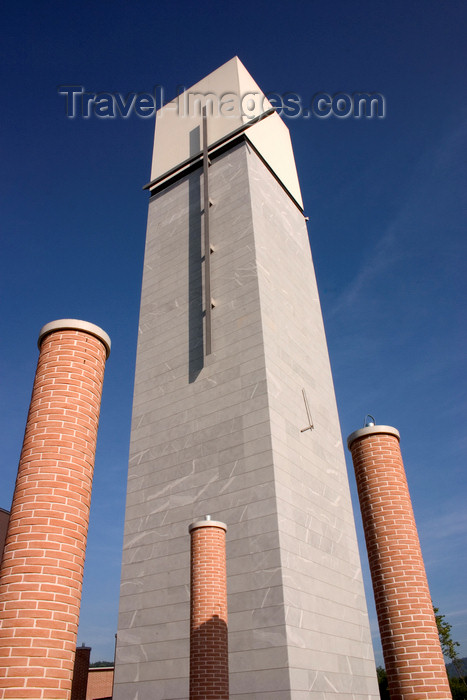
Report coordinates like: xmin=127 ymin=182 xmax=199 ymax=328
xmin=0 ymin=510 xmax=9 ymax=564
xmin=347 ymin=425 xmax=451 ymax=700
xmin=0 ymin=319 xmax=110 ymax=700
xmin=70 ymin=644 xmax=91 ymax=700
xmin=189 ymin=518 xmax=228 ymax=700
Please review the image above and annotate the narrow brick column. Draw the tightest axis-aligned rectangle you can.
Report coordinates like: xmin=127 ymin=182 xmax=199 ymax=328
xmin=347 ymin=425 xmax=451 ymax=700
xmin=189 ymin=518 xmax=228 ymax=700
xmin=70 ymin=644 xmax=91 ymax=700
xmin=0 ymin=319 xmax=110 ymax=700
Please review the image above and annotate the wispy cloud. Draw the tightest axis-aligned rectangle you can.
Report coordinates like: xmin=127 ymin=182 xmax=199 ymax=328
xmin=424 ymin=509 xmax=467 ymax=541
xmin=328 ymin=117 xmax=467 ymax=322
xmin=418 ymin=500 xmax=467 ymax=576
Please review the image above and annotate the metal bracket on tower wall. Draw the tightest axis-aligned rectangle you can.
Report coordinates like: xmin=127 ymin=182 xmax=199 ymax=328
xmin=300 ymin=388 xmax=314 ymax=432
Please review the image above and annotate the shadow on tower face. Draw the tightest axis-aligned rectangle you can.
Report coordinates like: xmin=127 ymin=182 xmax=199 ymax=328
xmin=188 ymin=126 xmax=204 ymax=383
xmin=190 ymin=615 xmax=229 ymax=700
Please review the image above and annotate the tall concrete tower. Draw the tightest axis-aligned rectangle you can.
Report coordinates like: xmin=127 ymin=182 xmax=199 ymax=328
xmin=114 ymin=58 xmax=379 ymax=700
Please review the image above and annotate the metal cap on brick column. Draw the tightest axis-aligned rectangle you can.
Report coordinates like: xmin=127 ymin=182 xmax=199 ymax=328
xmin=38 ymin=318 xmax=111 ymax=358
xmin=189 ymin=517 xmax=229 ymax=700
xmin=0 ymin=319 xmax=110 ymax=700
xmin=347 ymin=423 xmax=400 ymax=449
xmin=347 ymin=423 xmax=452 ymax=700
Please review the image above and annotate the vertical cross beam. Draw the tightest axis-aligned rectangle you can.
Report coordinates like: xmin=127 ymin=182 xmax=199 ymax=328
xmin=202 ymin=106 xmax=212 ymax=355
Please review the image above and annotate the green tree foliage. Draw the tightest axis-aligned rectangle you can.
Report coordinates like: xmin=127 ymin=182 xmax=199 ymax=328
xmin=89 ymin=660 xmax=114 ymax=667
xmin=435 ymin=607 xmax=461 ymax=666
xmin=434 ymin=605 xmax=466 ymax=688
xmin=449 ymin=675 xmax=467 ymax=700
xmin=376 ymin=666 xmax=390 ymax=699
xmin=376 ymin=609 xmax=467 ymax=699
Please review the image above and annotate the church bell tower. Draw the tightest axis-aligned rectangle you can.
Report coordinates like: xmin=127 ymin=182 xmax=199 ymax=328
xmin=114 ymin=57 xmax=379 ymax=700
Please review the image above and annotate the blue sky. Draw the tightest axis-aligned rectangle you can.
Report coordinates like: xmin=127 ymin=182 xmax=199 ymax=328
xmin=1 ymin=0 xmax=466 ymax=666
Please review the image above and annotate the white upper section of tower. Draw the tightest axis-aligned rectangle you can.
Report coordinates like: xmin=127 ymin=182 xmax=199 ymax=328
xmin=150 ymin=56 xmax=303 ymax=208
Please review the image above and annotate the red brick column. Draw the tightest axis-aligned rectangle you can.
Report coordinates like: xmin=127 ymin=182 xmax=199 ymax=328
xmin=0 ymin=319 xmax=110 ymax=700
xmin=70 ymin=644 xmax=91 ymax=700
xmin=189 ymin=518 xmax=228 ymax=700
xmin=0 ymin=510 xmax=9 ymax=564
xmin=347 ymin=425 xmax=451 ymax=700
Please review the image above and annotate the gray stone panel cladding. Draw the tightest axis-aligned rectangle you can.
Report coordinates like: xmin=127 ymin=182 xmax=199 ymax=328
xmin=113 ymin=140 xmax=379 ymax=700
